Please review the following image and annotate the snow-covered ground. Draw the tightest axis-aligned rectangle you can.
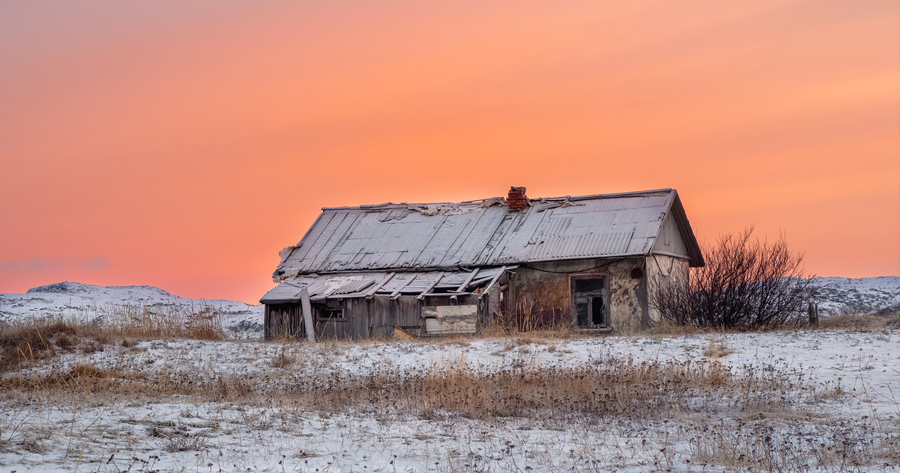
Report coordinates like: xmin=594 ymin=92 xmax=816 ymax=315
xmin=0 ymin=281 xmax=263 ymax=334
xmin=1 ymin=278 xmax=899 ymax=472
xmin=2 ymin=331 xmax=898 ymax=472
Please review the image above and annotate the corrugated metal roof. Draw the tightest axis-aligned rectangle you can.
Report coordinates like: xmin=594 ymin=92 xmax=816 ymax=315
xmin=273 ymin=189 xmax=703 ymax=280
xmin=260 ymin=267 xmax=512 ymax=303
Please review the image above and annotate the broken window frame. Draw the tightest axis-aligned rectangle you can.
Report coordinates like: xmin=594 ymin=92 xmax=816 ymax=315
xmin=569 ymin=273 xmax=608 ymax=328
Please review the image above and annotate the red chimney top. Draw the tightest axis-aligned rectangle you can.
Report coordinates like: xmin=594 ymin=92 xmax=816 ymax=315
xmin=507 ymin=186 xmax=527 ymax=211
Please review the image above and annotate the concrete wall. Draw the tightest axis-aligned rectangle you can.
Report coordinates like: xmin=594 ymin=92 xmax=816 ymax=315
xmin=510 ymin=257 xmax=652 ymax=331
xmin=605 ymin=259 xmax=647 ymax=331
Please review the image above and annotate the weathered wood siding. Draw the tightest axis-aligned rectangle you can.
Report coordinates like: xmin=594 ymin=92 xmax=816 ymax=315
xmin=267 ymin=290 xmax=494 ymax=340
xmin=651 ymin=211 xmax=690 ymax=258
xmin=264 ymin=303 xmax=304 ymax=340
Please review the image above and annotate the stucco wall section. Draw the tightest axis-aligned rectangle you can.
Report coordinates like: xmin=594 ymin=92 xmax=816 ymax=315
xmin=511 ymin=258 xmax=650 ymax=331
xmin=606 ymin=259 xmax=647 ymax=331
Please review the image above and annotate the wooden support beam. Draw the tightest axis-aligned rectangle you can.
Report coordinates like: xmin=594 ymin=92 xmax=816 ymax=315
xmin=478 ymin=266 xmax=506 ymax=301
xmin=455 ymin=268 xmax=479 ymax=292
xmin=417 ymin=273 xmax=444 ymax=300
xmin=300 ymin=286 xmax=315 ymax=342
xmin=365 ymin=273 xmax=395 ymax=300
xmin=325 ymin=292 xmax=368 ymax=299
xmin=421 ymin=292 xmax=473 ymax=297
xmin=390 ymin=275 xmax=416 ymax=300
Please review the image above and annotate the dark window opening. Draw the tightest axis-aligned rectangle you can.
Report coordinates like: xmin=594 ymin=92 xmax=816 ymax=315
xmin=572 ymin=277 xmax=606 ymax=328
xmin=320 ymin=309 xmax=344 ymax=319
xmin=591 ymin=296 xmax=604 ymax=326
xmin=575 ymin=279 xmax=604 ymax=293
xmin=575 ymin=297 xmax=589 ymax=327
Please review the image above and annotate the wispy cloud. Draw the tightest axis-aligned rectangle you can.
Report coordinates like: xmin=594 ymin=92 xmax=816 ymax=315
xmin=0 ymin=258 xmax=108 ymax=271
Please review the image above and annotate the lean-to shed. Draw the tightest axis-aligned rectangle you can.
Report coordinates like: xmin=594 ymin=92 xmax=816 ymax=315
xmin=261 ymin=187 xmax=703 ymax=340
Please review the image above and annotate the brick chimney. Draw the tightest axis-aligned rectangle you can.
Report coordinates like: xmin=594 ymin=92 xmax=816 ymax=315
xmin=507 ymin=186 xmax=527 ymax=211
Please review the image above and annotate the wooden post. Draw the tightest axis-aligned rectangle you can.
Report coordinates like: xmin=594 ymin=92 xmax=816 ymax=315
xmin=301 ymin=286 xmax=315 ymax=342
xmin=808 ymin=302 xmax=818 ymax=326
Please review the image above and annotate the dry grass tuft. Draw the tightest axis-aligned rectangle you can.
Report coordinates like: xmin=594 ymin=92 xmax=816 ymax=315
xmin=2 ymin=356 xmax=762 ymax=422
xmin=817 ymin=314 xmax=897 ymax=331
xmin=271 ymin=348 xmax=295 ymax=369
xmin=0 ymin=320 xmax=78 ymax=370
xmin=647 ymin=320 xmax=706 ymax=337
xmin=704 ymin=341 xmax=735 ymax=359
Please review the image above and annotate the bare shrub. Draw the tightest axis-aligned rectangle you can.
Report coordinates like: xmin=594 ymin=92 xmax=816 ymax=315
xmin=653 ymin=226 xmax=815 ymax=330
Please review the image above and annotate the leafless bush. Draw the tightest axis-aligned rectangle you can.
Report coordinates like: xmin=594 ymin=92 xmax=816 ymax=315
xmin=652 ymin=226 xmax=815 ymax=330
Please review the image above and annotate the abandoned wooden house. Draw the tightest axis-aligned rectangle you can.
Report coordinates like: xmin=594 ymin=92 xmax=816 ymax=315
xmin=261 ymin=187 xmax=704 ymax=340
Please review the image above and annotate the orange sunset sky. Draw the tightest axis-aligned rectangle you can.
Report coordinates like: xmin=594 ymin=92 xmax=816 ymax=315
xmin=1 ymin=1 xmax=898 ymax=304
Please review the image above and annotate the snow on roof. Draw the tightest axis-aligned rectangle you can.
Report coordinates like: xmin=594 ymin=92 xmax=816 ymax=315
xmin=273 ymin=188 xmax=703 ymax=280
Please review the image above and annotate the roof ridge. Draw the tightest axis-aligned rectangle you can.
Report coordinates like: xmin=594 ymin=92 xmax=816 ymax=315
xmin=321 ymin=188 xmax=674 ymax=210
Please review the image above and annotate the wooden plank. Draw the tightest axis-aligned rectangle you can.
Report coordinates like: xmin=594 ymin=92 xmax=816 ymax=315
xmin=455 ymin=268 xmax=479 ymax=292
xmin=325 ymin=292 xmax=369 ymax=299
xmin=390 ymin=275 xmax=416 ymax=300
xmin=422 ymin=305 xmax=478 ymax=334
xmin=365 ymin=273 xmax=395 ymax=299
xmin=396 ymin=296 xmax=422 ymax=326
xmin=478 ymin=266 xmax=506 ymax=301
xmin=420 ymin=292 xmax=473 ymax=297
xmin=264 ymin=305 xmax=271 ymax=341
xmin=300 ymin=286 xmax=315 ymax=342
xmin=417 ymin=273 xmax=444 ymax=300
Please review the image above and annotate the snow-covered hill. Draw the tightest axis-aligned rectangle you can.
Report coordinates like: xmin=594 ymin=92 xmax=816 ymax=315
xmin=0 ymin=281 xmax=263 ymax=334
xmin=0 ymin=277 xmax=896 ymax=334
xmin=810 ymin=276 xmax=900 ymax=316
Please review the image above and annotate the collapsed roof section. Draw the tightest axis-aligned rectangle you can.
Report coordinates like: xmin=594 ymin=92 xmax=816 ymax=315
xmin=260 ymin=267 xmax=513 ymax=304
xmin=273 ymin=188 xmax=703 ymax=281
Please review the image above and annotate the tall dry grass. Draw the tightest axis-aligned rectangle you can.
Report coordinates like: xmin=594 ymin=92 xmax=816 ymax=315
xmin=816 ymin=313 xmax=899 ymax=331
xmin=2 ymin=356 xmax=766 ymax=421
xmin=0 ymin=304 xmax=225 ymax=371
xmin=5 ymin=350 xmax=895 ymax=470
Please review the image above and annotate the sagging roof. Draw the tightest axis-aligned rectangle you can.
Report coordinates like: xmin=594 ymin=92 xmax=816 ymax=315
xmin=261 ymin=267 xmax=512 ymax=304
xmin=273 ymin=188 xmax=703 ymax=281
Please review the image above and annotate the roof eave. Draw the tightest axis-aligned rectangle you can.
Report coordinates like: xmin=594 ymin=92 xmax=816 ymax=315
xmin=667 ymin=192 xmax=705 ymax=267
